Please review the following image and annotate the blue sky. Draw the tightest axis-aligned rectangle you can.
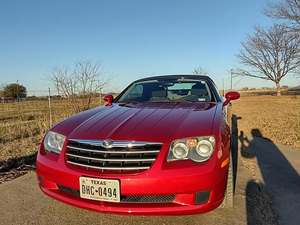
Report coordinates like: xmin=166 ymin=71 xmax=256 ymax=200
xmin=0 ymin=0 xmax=299 ymax=95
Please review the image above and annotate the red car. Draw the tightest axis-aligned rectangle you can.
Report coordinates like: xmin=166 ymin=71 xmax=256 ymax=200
xmin=36 ymin=75 xmax=240 ymax=215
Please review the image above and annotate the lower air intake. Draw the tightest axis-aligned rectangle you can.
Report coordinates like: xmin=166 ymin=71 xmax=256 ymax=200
xmin=58 ymin=185 xmax=175 ymax=203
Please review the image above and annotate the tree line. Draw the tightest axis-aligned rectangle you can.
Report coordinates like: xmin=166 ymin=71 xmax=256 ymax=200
xmin=0 ymin=60 xmax=107 ymax=112
xmin=0 ymin=83 xmax=27 ymax=100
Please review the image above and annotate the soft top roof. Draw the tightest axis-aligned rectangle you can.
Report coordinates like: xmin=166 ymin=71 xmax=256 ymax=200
xmin=135 ymin=75 xmax=214 ymax=83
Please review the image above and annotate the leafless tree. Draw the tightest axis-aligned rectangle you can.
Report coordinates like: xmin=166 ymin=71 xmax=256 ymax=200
xmin=0 ymin=84 xmax=4 ymax=97
xmin=238 ymin=25 xmax=300 ymax=96
xmin=74 ymin=61 xmax=107 ymax=108
xmin=265 ymin=0 xmax=300 ymax=79
xmin=51 ymin=61 xmax=106 ymax=112
xmin=52 ymin=67 xmax=76 ymax=97
xmin=266 ymin=0 xmax=300 ymax=32
xmin=192 ymin=66 xmax=208 ymax=75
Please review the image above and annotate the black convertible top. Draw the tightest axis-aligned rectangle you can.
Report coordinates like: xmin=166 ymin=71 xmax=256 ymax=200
xmin=135 ymin=75 xmax=214 ymax=83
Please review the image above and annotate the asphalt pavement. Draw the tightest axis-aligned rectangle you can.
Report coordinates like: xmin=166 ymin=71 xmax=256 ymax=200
xmin=0 ymin=163 xmax=249 ymax=225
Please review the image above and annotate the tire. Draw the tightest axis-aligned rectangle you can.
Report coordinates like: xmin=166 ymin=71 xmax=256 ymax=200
xmin=220 ymin=154 xmax=234 ymax=208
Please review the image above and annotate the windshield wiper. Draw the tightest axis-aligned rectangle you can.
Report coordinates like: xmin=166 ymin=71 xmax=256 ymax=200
xmin=117 ymin=101 xmax=139 ymax=105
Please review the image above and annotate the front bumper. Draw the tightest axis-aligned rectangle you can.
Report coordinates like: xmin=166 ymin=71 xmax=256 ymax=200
xmin=36 ymin=152 xmax=228 ymax=215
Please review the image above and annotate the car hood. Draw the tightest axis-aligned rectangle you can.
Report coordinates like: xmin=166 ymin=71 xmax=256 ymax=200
xmin=67 ymin=102 xmax=218 ymax=142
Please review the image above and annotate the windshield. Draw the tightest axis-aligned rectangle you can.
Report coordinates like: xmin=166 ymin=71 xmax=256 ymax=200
xmin=117 ymin=79 xmax=214 ymax=103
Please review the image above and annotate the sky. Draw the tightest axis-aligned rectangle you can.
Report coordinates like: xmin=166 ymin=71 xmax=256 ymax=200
xmin=0 ymin=0 xmax=299 ymax=95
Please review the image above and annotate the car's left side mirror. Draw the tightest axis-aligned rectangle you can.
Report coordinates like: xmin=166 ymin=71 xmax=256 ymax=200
xmin=103 ymin=95 xmax=114 ymax=106
xmin=223 ymin=91 xmax=240 ymax=106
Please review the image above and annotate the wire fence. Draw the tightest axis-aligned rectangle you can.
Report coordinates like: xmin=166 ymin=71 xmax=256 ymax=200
xmin=0 ymin=89 xmax=104 ymax=149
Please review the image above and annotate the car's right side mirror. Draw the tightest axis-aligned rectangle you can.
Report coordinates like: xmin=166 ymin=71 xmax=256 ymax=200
xmin=223 ymin=91 xmax=240 ymax=106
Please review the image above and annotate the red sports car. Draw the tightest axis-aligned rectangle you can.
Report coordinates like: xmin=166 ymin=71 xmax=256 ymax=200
xmin=36 ymin=75 xmax=240 ymax=215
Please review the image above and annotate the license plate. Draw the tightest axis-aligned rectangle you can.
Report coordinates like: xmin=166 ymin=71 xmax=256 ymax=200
xmin=79 ymin=177 xmax=120 ymax=202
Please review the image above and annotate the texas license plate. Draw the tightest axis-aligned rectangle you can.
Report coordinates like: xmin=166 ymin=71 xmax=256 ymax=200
xmin=79 ymin=177 xmax=120 ymax=202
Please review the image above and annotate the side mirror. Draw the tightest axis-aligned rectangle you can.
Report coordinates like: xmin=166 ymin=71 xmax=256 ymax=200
xmin=103 ymin=95 xmax=114 ymax=106
xmin=223 ymin=91 xmax=240 ymax=106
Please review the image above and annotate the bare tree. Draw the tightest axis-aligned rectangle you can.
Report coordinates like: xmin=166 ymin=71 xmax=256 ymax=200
xmin=265 ymin=0 xmax=300 ymax=79
xmin=52 ymin=67 xmax=76 ymax=97
xmin=238 ymin=25 xmax=300 ymax=96
xmin=51 ymin=66 xmax=80 ymax=111
xmin=192 ymin=66 xmax=208 ymax=75
xmin=0 ymin=84 xmax=4 ymax=98
xmin=266 ymin=0 xmax=300 ymax=31
xmin=74 ymin=61 xmax=106 ymax=109
xmin=51 ymin=61 xmax=106 ymax=112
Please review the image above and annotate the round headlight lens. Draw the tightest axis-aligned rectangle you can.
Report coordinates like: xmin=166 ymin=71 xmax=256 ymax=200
xmin=167 ymin=136 xmax=215 ymax=162
xmin=172 ymin=142 xmax=189 ymax=159
xmin=196 ymin=140 xmax=213 ymax=158
xmin=44 ymin=131 xmax=66 ymax=154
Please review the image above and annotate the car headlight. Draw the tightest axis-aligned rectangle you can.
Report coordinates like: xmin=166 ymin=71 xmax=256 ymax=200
xmin=43 ymin=131 xmax=66 ymax=154
xmin=167 ymin=136 xmax=215 ymax=162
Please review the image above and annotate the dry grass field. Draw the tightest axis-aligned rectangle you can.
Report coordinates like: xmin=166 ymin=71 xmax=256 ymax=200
xmin=0 ymin=99 xmax=100 ymax=162
xmin=0 ymin=95 xmax=299 ymax=163
xmin=232 ymin=95 xmax=300 ymax=149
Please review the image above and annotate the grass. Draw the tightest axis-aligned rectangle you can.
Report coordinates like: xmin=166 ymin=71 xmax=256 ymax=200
xmin=0 ymin=98 xmax=100 ymax=162
xmin=232 ymin=95 xmax=300 ymax=149
xmin=0 ymin=95 xmax=299 ymax=162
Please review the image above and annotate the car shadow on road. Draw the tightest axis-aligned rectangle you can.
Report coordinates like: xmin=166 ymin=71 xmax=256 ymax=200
xmin=239 ymin=128 xmax=300 ymax=225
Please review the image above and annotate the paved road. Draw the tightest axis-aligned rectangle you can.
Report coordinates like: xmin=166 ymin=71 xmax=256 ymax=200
xmin=0 ymin=165 xmax=250 ymax=225
xmin=240 ymin=134 xmax=300 ymax=225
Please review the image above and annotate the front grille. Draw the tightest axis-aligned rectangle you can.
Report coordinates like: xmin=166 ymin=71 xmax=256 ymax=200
xmin=57 ymin=185 xmax=175 ymax=203
xmin=66 ymin=139 xmax=162 ymax=172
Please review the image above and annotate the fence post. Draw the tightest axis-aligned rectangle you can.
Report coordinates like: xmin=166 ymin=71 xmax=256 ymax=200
xmin=48 ymin=88 xmax=52 ymax=128
xmin=99 ymin=88 xmax=102 ymax=105
xmin=222 ymin=78 xmax=225 ymax=97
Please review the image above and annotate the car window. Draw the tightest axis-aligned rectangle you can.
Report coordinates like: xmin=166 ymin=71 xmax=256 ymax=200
xmin=117 ymin=79 xmax=213 ymax=103
xmin=125 ymin=84 xmax=143 ymax=99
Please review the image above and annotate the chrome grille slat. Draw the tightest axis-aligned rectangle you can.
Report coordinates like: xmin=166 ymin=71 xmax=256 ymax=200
xmin=66 ymin=145 xmax=160 ymax=154
xmin=66 ymin=139 xmax=162 ymax=172
xmin=68 ymin=139 xmax=162 ymax=148
xmin=66 ymin=153 xmax=155 ymax=162
xmin=67 ymin=161 xmax=150 ymax=170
